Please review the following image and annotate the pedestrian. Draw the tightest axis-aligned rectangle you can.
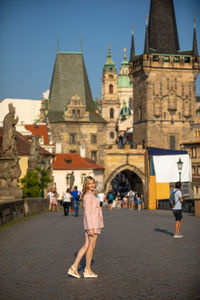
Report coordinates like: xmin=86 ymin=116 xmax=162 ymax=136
xmin=68 ymin=176 xmax=104 ymax=278
xmin=136 ymin=193 xmax=142 ymax=211
xmin=97 ymin=189 xmax=105 ymax=208
xmin=62 ymin=188 xmax=72 ymax=216
xmin=127 ymin=189 xmax=135 ymax=210
xmin=171 ymin=181 xmax=184 ymax=238
xmin=106 ymin=188 xmax=115 ymax=211
xmin=48 ymin=188 xmax=55 ymax=212
xmin=71 ymin=186 xmax=81 ymax=217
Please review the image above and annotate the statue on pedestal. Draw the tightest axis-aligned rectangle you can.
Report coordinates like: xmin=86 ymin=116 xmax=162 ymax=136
xmin=0 ymin=104 xmax=22 ymax=201
xmin=2 ymin=103 xmax=18 ymax=157
xmin=28 ymin=135 xmax=40 ymax=171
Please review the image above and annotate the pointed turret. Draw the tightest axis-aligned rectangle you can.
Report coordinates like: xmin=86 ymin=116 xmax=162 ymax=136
xmin=144 ymin=15 xmax=150 ymax=54
xmin=103 ymin=45 xmax=116 ymax=73
xmin=192 ymin=18 xmax=199 ymax=57
xmin=130 ymin=26 xmax=135 ymax=62
xmin=148 ymin=0 xmax=179 ymax=54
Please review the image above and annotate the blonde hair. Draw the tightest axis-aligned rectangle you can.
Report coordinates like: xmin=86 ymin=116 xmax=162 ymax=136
xmin=82 ymin=176 xmax=96 ymax=199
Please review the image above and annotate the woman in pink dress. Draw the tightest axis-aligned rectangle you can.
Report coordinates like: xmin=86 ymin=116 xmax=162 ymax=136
xmin=68 ymin=176 xmax=104 ymax=279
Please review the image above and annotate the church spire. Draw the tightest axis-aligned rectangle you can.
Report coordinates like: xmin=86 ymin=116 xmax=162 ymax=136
xmin=192 ymin=18 xmax=199 ymax=57
xmin=103 ymin=44 xmax=116 ymax=73
xmin=144 ymin=15 xmax=150 ymax=54
xmin=148 ymin=0 xmax=179 ymax=54
xmin=130 ymin=26 xmax=135 ymax=62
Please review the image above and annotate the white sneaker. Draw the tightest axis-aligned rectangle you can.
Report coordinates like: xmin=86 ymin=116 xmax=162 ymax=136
xmin=174 ymin=234 xmax=183 ymax=238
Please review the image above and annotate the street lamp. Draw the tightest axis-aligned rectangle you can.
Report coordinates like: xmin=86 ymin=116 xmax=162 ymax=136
xmin=177 ymin=158 xmax=183 ymax=182
xmin=40 ymin=159 xmax=46 ymax=198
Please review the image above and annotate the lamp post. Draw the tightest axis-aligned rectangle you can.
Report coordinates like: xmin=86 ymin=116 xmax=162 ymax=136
xmin=40 ymin=159 xmax=46 ymax=198
xmin=177 ymin=158 xmax=183 ymax=182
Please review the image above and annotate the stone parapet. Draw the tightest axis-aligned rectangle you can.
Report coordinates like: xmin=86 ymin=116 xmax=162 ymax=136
xmin=0 ymin=198 xmax=49 ymax=226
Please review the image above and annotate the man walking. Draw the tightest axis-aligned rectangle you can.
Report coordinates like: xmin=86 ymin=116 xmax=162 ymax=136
xmin=71 ymin=186 xmax=81 ymax=217
xmin=172 ymin=181 xmax=184 ymax=238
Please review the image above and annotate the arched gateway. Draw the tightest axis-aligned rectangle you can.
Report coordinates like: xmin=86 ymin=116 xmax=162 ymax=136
xmin=105 ymin=164 xmax=145 ymax=195
xmin=104 ymin=144 xmax=146 ymax=202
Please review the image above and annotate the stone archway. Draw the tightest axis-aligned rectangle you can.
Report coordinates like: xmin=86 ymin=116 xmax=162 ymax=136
xmin=105 ymin=164 xmax=145 ymax=194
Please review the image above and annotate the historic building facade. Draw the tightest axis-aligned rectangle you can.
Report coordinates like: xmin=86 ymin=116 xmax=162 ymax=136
xmin=129 ymin=0 xmax=199 ymax=151
xmin=47 ymin=52 xmax=107 ymax=167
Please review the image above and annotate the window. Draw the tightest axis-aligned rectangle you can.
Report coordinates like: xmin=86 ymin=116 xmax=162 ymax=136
xmin=70 ymin=150 xmax=76 ymax=153
xmin=110 ymin=132 xmax=114 ymax=139
xmin=170 ymin=136 xmax=175 ymax=150
xmin=197 ymin=166 xmax=200 ymax=174
xmin=109 ymin=74 xmax=113 ymax=78
xmin=110 ymin=108 xmax=114 ymax=118
xmin=91 ymin=135 xmax=97 ymax=144
xmin=70 ymin=134 xmax=76 ymax=144
xmin=109 ymin=84 xmax=113 ymax=94
xmin=91 ymin=151 xmax=97 ymax=161
xmin=81 ymin=173 xmax=86 ymax=184
xmin=192 ymin=147 xmax=197 ymax=158
xmin=66 ymin=174 xmax=72 ymax=186
xmin=192 ymin=166 xmax=196 ymax=174
xmin=164 ymin=112 xmax=166 ymax=119
xmin=196 ymin=186 xmax=199 ymax=194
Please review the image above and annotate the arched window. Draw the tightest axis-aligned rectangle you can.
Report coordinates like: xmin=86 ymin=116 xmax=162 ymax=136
xmin=110 ymin=132 xmax=114 ymax=139
xmin=66 ymin=174 xmax=72 ymax=186
xmin=81 ymin=173 xmax=86 ymax=184
xmin=109 ymin=84 xmax=113 ymax=94
xmin=110 ymin=108 xmax=114 ymax=118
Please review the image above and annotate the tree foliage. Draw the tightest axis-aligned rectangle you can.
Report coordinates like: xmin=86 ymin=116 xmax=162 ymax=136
xmin=20 ymin=167 xmax=52 ymax=198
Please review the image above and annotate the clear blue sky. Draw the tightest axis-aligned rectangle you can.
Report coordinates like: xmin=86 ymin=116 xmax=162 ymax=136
xmin=0 ymin=0 xmax=200 ymax=101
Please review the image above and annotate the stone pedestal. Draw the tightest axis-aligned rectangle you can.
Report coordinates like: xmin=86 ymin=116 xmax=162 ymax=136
xmin=0 ymin=156 xmax=23 ymax=202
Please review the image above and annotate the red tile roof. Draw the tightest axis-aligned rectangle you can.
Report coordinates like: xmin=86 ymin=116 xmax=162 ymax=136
xmin=25 ymin=124 xmax=49 ymax=144
xmin=52 ymin=153 xmax=104 ymax=170
xmin=0 ymin=128 xmax=53 ymax=157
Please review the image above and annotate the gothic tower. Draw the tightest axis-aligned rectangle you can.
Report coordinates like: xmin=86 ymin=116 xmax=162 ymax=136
xmin=129 ymin=0 xmax=199 ymax=150
xmin=101 ymin=46 xmax=120 ymax=145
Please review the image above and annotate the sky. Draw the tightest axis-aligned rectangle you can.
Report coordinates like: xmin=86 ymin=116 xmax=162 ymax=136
xmin=0 ymin=0 xmax=200 ymax=102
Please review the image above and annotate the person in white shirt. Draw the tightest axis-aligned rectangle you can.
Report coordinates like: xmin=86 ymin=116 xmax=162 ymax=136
xmin=97 ymin=190 xmax=105 ymax=208
xmin=172 ymin=181 xmax=184 ymax=238
xmin=48 ymin=188 xmax=56 ymax=211
xmin=127 ymin=190 xmax=135 ymax=210
xmin=62 ymin=188 xmax=72 ymax=216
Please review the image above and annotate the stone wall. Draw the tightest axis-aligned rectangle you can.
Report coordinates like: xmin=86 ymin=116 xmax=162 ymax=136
xmin=0 ymin=198 xmax=49 ymax=226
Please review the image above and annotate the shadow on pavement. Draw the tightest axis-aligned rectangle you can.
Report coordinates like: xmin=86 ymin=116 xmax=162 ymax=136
xmin=73 ymin=252 xmax=95 ymax=272
xmin=154 ymin=228 xmax=173 ymax=236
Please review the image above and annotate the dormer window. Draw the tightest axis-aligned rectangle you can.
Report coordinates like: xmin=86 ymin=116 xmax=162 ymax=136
xmin=65 ymin=159 xmax=72 ymax=164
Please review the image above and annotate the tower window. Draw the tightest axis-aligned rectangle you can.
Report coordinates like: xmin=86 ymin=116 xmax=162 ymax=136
xmin=91 ymin=151 xmax=97 ymax=161
xmin=109 ymin=84 xmax=113 ymax=94
xmin=110 ymin=108 xmax=114 ymax=118
xmin=170 ymin=135 xmax=175 ymax=150
xmin=69 ymin=134 xmax=76 ymax=144
xmin=91 ymin=135 xmax=97 ymax=144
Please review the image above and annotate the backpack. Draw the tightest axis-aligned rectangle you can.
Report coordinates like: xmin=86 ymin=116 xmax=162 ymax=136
xmin=108 ymin=192 xmax=114 ymax=201
xmin=169 ymin=189 xmax=178 ymax=208
xmin=76 ymin=191 xmax=81 ymax=201
xmin=129 ymin=191 xmax=134 ymax=199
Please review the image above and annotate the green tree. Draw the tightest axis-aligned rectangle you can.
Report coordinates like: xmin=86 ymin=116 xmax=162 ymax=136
xmin=20 ymin=167 xmax=52 ymax=198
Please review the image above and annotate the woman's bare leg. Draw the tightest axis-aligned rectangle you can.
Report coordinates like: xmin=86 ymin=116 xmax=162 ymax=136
xmin=85 ymin=234 xmax=98 ymax=273
xmin=72 ymin=233 xmax=89 ymax=269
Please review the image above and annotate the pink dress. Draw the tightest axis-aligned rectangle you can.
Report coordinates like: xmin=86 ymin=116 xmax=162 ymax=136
xmin=83 ymin=191 xmax=104 ymax=234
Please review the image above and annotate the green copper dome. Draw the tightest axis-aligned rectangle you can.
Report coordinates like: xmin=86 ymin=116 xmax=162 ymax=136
xmin=119 ymin=102 xmax=131 ymax=120
xmin=103 ymin=47 xmax=116 ymax=73
xmin=118 ymin=53 xmax=133 ymax=88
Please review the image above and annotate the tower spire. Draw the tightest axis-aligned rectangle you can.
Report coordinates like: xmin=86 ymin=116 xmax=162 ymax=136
xmin=192 ymin=18 xmax=199 ymax=57
xmin=144 ymin=15 xmax=150 ymax=54
xmin=148 ymin=0 xmax=179 ymax=54
xmin=103 ymin=43 xmax=116 ymax=73
xmin=130 ymin=25 xmax=135 ymax=62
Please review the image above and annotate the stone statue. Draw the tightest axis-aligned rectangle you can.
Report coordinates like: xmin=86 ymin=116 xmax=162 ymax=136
xmin=0 ymin=104 xmax=22 ymax=200
xmin=2 ymin=103 xmax=19 ymax=156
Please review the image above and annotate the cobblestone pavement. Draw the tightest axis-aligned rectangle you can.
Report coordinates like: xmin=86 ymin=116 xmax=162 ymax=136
xmin=0 ymin=208 xmax=200 ymax=300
